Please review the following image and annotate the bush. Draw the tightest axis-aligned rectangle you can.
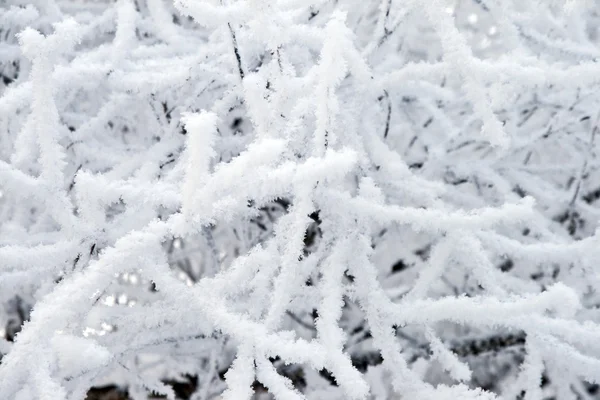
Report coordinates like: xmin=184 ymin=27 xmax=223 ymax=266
xmin=2 ymin=1 xmax=600 ymax=399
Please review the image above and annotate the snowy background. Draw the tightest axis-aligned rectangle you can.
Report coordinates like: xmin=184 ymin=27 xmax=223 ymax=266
xmin=2 ymin=1 xmax=600 ymax=399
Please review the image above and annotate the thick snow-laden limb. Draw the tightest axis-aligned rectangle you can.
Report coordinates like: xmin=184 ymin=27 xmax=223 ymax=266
xmin=2 ymin=1 xmax=600 ymax=399
xmin=182 ymin=111 xmax=218 ymax=219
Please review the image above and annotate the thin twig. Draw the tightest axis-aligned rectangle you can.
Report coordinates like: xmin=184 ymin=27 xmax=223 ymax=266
xmin=570 ymin=115 xmax=598 ymax=206
xmin=382 ymin=90 xmax=391 ymax=139
xmin=228 ymin=23 xmax=245 ymax=80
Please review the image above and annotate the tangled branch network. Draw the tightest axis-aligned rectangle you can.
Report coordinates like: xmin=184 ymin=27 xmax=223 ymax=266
xmin=2 ymin=0 xmax=600 ymax=399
